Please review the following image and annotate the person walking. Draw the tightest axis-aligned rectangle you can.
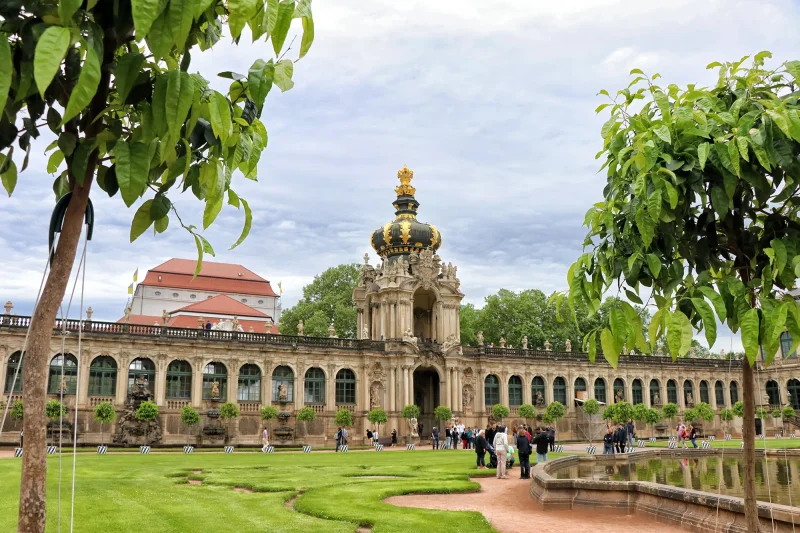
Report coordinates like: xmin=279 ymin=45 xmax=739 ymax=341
xmin=334 ymin=427 xmax=342 ymax=452
xmin=614 ymin=424 xmax=626 ymax=453
xmin=493 ymin=425 xmax=510 ymax=479
xmin=547 ymin=425 xmax=556 ymax=452
xmin=689 ymin=424 xmax=698 ymax=449
xmin=603 ymin=427 xmax=614 ymax=455
xmin=475 ymin=430 xmax=488 ymax=469
xmin=366 ymin=428 xmax=373 ymax=444
xmin=391 ymin=429 xmax=397 ymax=447
xmin=517 ymin=428 xmax=532 ymax=479
xmin=432 ymin=426 xmax=440 ymax=449
xmin=445 ymin=426 xmax=452 ymax=450
xmin=261 ymin=427 xmax=270 ymax=452
xmin=533 ymin=427 xmax=549 ymax=463
xmin=373 ymin=428 xmax=380 ymax=447
xmin=626 ymin=418 xmax=636 ymax=449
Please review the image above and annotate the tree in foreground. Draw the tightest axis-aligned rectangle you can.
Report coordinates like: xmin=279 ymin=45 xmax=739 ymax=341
xmin=219 ymin=402 xmax=240 ymax=445
xmin=334 ymin=408 xmax=353 ymax=429
xmin=92 ymin=402 xmax=116 ymax=446
xmin=180 ymin=406 xmax=200 ymax=446
xmin=296 ymin=406 xmax=316 ymax=445
xmin=367 ymin=408 xmax=387 ymax=436
xmin=1 ymin=1 xmax=316 ymax=530
xmin=562 ymin=53 xmax=800 ymax=530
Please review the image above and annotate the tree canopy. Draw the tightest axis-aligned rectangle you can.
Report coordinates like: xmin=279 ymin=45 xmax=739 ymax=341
xmin=279 ymin=264 xmax=360 ymax=338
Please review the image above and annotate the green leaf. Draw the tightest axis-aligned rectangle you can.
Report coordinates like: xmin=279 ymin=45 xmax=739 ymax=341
xmin=115 ymin=53 xmax=146 ymax=104
xmin=727 ymin=140 xmax=740 ymax=177
xmin=274 ymin=59 xmax=294 ymax=92
xmin=649 ymin=308 xmax=664 ymax=351
xmin=300 ymin=14 xmax=314 ymax=58
xmin=131 ymin=0 xmax=166 ymax=38
xmin=653 ymin=125 xmax=671 ymax=144
xmin=34 ymin=26 xmax=71 ymax=98
xmin=47 ymin=150 xmax=64 ymax=174
xmin=691 ymin=298 xmax=717 ymax=348
xmin=115 ymin=141 xmax=150 ymax=207
xmin=193 ymin=235 xmax=204 ymax=277
xmin=59 ymin=0 xmax=83 ymax=24
xmin=697 ymin=287 xmax=726 ymax=321
xmin=154 ymin=215 xmax=169 ymax=234
xmin=663 ymin=181 xmax=678 ymax=208
xmin=167 ymin=0 xmax=195 ymax=50
xmin=635 ymin=208 xmax=655 ymax=248
xmin=646 ymin=253 xmax=661 ymax=278
xmin=786 ymin=61 xmax=800 ymax=82
xmin=150 ymin=194 xmax=171 ymax=220
xmin=70 ymin=141 xmax=93 ymax=185
xmin=272 ymin=0 xmax=295 ymax=56
xmin=0 ymin=40 xmax=12 ymax=116
xmin=697 ymin=142 xmax=709 ymax=170
xmin=667 ymin=311 xmax=692 ymax=360
xmin=647 ymin=190 xmax=662 ymax=222
xmin=165 ymin=71 xmax=195 ymax=143
xmin=146 ymin=10 xmax=174 ymax=60
xmin=600 ymin=328 xmax=619 ymax=369
xmin=771 ymin=239 xmax=787 ymax=277
xmin=209 ymin=91 xmax=232 ymax=145
xmin=247 ymin=59 xmax=274 ymax=114
xmin=740 ymin=308 xmax=760 ymax=364
xmin=265 ymin=0 xmax=280 ymax=34
xmin=230 ymin=197 xmax=252 ymax=250
xmin=654 ymin=91 xmax=670 ymax=121
xmin=229 ymin=0 xmax=259 ymax=39
xmin=130 ymin=200 xmax=155 ymax=242
xmin=63 ymin=39 xmax=102 ymax=124
xmin=0 ymin=156 xmax=17 ymax=196
xmin=710 ymin=186 xmax=729 ymax=219
xmin=203 ymin=193 xmax=223 ymax=229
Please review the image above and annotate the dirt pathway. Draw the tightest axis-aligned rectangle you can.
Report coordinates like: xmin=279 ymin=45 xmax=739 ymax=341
xmin=385 ymin=476 xmax=676 ymax=533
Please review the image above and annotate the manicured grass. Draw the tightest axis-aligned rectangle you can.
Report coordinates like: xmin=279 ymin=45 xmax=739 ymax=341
xmin=645 ymin=438 xmax=800 ymax=449
xmin=0 ymin=449 xmax=558 ymax=532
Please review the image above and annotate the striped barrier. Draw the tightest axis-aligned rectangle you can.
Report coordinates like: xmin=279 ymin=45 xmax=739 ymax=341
xmin=302 ymin=446 xmax=312 ymax=453
xmin=725 ymin=434 xmax=732 ymax=440
xmin=374 ymin=444 xmax=384 ymax=452
xmin=224 ymin=446 xmax=235 ymax=454
xmin=553 ymin=445 xmax=563 ymax=453
xmin=668 ymin=441 xmax=677 ymax=449
xmin=792 ymin=434 xmax=797 ymax=439
xmin=339 ymin=445 xmax=348 ymax=453
xmin=649 ymin=437 xmax=657 ymax=442
xmin=263 ymin=446 xmax=275 ymax=453
xmin=406 ymin=443 xmax=415 ymax=451
xmin=14 ymin=448 xmax=22 ymax=458
xmin=701 ymin=441 xmax=711 ymax=449
xmin=97 ymin=445 xmax=108 ymax=455
xmin=140 ymin=446 xmax=151 ymax=454
xmin=708 ymin=436 xmax=716 ymax=441
xmin=586 ymin=446 xmax=596 ymax=455
xmin=775 ymin=433 xmax=782 ymax=439
xmin=669 ymin=436 xmax=676 ymax=442
xmin=637 ymin=440 xmax=646 ymax=448
xmin=440 ymin=442 xmax=449 ymax=450
xmin=183 ymin=446 xmax=194 ymax=454
xmin=759 ymin=434 xmax=765 ymax=440
xmin=46 ymin=446 xmax=58 ymax=455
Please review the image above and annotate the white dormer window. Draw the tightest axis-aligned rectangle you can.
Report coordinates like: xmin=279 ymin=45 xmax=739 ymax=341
xmin=190 ymin=294 xmax=196 ymax=299
xmin=172 ymin=293 xmax=179 ymax=297
xmin=241 ymin=299 xmax=247 ymax=303
xmin=154 ymin=291 xmax=161 ymax=296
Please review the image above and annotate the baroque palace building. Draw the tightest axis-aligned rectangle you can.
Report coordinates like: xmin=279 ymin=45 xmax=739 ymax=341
xmin=2 ymin=166 xmax=800 ymax=446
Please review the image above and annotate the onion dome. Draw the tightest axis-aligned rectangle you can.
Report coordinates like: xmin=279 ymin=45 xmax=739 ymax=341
xmin=371 ymin=166 xmax=442 ymax=259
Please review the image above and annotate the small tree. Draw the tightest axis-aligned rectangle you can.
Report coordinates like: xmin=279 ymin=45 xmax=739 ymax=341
xmin=519 ymin=403 xmax=536 ymax=428
xmin=11 ymin=400 xmax=23 ymax=446
xmin=296 ymin=406 xmax=316 ymax=445
xmin=644 ymin=408 xmax=662 ymax=436
xmin=782 ymin=406 xmax=796 ymax=419
xmin=368 ymin=408 xmax=388 ymax=436
xmin=612 ymin=401 xmax=634 ymax=424
xmin=720 ymin=408 xmax=735 ymax=435
xmin=491 ymin=404 xmax=510 ymax=422
xmin=433 ymin=406 xmax=453 ymax=436
xmin=756 ymin=407 xmax=769 ymax=421
xmin=582 ymin=399 xmax=601 ymax=443
xmin=334 ymin=409 xmax=353 ymax=429
xmin=93 ymin=402 xmax=116 ymax=446
xmin=602 ymin=404 xmax=617 ymax=423
xmin=135 ymin=401 xmax=159 ymax=445
xmin=45 ymin=400 xmax=67 ymax=447
xmin=662 ymin=403 xmax=679 ymax=426
xmin=683 ymin=408 xmax=699 ymax=424
xmin=180 ymin=406 xmax=200 ymax=446
xmin=695 ymin=402 xmax=716 ymax=429
xmin=733 ymin=401 xmax=745 ymax=418
xmin=219 ymin=402 xmax=240 ymax=445
xmin=772 ymin=409 xmax=782 ymax=419
xmin=544 ymin=401 xmax=566 ymax=427
xmin=261 ymin=405 xmax=279 ymax=439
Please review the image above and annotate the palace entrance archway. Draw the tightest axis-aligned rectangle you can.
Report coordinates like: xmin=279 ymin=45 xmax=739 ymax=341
xmin=413 ymin=367 xmax=440 ymax=437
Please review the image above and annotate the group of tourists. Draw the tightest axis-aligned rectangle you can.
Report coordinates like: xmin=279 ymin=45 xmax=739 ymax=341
xmin=675 ymin=422 xmax=699 ymax=449
xmin=471 ymin=421 xmax=556 ymax=480
xmin=602 ymin=418 xmax=636 ymax=454
xmin=430 ymin=423 xmax=483 ymax=449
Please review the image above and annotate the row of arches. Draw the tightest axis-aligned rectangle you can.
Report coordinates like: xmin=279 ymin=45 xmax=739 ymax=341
xmin=3 ymin=352 xmax=361 ymax=404
xmin=482 ymin=374 xmax=751 ymax=408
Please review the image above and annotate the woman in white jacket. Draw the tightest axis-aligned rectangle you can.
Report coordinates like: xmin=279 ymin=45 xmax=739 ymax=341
xmin=493 ymin=425 xmax=510 ymax=479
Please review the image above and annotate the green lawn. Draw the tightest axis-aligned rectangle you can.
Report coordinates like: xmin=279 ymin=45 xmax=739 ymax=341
xmin=0 ymin=449 xmax=556 ymax=532
xmin=645 ymin=437 xmax=800 ymax=450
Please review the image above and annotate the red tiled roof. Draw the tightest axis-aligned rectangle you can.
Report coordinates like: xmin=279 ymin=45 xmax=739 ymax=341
xmin=141 ymin=259 xmax=278 ymax=297
xmin=116 ymin=315 xmax=162 ymax=325
xmin=168 ymin=316 xmax=278 ymax=334
xmin=172 ymin=294 xmax=270 ymax=318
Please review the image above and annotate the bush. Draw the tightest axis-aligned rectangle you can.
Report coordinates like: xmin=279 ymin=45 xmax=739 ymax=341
xmin=612 ymin=401 xmax=633 ymax=423
xmin=756 ymin=407 xmax=769 ymax=419
xmin=644 ymin=408 xmax=661 ymax=425
xmin=782 ymin=406 xmax=796 ymax=419
xmin=433 ymin=406 xmax=452 ymax=426
xmin=136 ymin=401 xmax=159 ymax=422
xmin=93 ymin=402 xmax=116 ymax=446
xmin=772 ymin=409 xmax=782 ymax=419
xmin=518 ymin=403 xmax=536 ymax=419
xmin=401 ymin=404 xmax=420 ymax=420
xmin=297 ymin=406 xmax=316 ymax=423
xmin=45 ymin=400 xmax=66 ymax=421
xmin=582 ymin=399 xmax=600 ymax=417
xmin=368 ymin=408 xmax=387 ymax=427
xmin=334 ymin=409 xmax=353 ymax=427
xmin=260 ymin=405 xmax=278 ymax=422
xmin=11 ymin=400 xmax=23 ymax=420
xmin=491 ymin=404 xmax=510 ymax=420
xmin=732 ymin=401 xmax=745 ymax=418
xmin=632 ymin=403 xmax=648 ymax=422
xmin=544 ymin=401 xmax=566 ymax=424
xmin=602 ymin=404 xmax=617 ymax=421
xmin=219 ymin=402 xmax=240 ymax=421
xmin=662 ymin=402 xmax=679 ymax=421
xmin=719 ymin=408 xmax=735 ymax=422
xmin=694 ymin=402 xmax=715 ymax=422
xmin=181 ymin=406 xmax=200 ymax=427
xmin=683 ymin=408 xmax=698 ymax=423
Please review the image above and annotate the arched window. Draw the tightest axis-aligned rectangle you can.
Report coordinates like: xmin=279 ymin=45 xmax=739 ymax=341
xmin=632 ymin=379 xmax=643 ymax=405
xmin=304 ymin=367 xmax=326 ymax=404
xmin=202 ymin=362 xmax=228 ymax=400
xmin=335 ymin=368 xmax=356 ymax=404
xmin=684 ymin=380 xmax=694 ymax=404
xmin=166 ymin=360 xmax=192 ymax=399
xmin=766 ymin=380 xmax=780 ymax=406
xmin=238 ymin=364 xmax=261 ymax=402
xmin=508 ymin=376 xmax=523 ymax=407
xmin=781 ymin=332 xmax=795 ymax=358
xmin=788 ymin=380 xmax=800 ymax=410
xmin=667 ymin=379 xmax=678 ymax=404
xmin=484 ymin=375 xmax=500 ymax=407
xmin=88 ymin=356 xmax=117 ymax=397
xmin=272 ymin=366 xmax=295 ymax=402
xmin=531 ymin=376 xmax=545 ymax=405
xmin=699 ymin=380 xmax=710 ymax=404
xmin=553 ymin=377 xmax=567 ymax=405
xmin=129 ymin=358 xmax=155 ymax=393
xmin=574 ymin=377 xmax=587 ymax=396
xmin=4 ymin=351 xmax=23 ymax=393
xmin=613 ymin=378 xmax=625 ymax=402
xmin=730 ymin=381 xmax=739 ymax=405
xmin=715 ymin=381 xmax=725 ymax=406
xmin=594 ymin=378 xmax=607 ymax=404
xmin=47 ymin=354 xmax=78 ymax=395
xmin=649 ymin=379 xmax=661 ymax=406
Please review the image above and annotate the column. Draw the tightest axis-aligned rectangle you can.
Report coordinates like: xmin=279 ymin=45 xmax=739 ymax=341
xmin=0 ymin=355 xmax=6 ymax=399
xmin=523 ymin=373 xmax=532 ymax=406
xmin=116 ymin=362 xmax=129 ymax=405
xmin=456 ymin=369 xmax=462 ymax=414
xmin=294 ymin=365 xmax=304 ymax=412
xmin=156 ymin=362 xmax=167 ymax=407
xmin=326 ymin=368 xmax=336 ymax=411
xmin=445 ymin=368 xmax=452 ymax=408
xmin=501 ymin=373 xmax=509 ymax=408
xmin=262 ymin=369 xmax=271 ymax=407
xmin=452 ymin=369 xmax=459 ymax=412
xmin=191 ymin=364 xmax=202 ymax=408
xmin=77 ymin=356 xmax=90 ymax=407
xmin=478 ymin=373 xmax=485 ymax=415
xmin=362 ymin=365 xmax=370 ymax=413
xmin=380 ymin=303 xmax=386 ymax=340
xmin=229 ymin=370 xmax=239 ymax=404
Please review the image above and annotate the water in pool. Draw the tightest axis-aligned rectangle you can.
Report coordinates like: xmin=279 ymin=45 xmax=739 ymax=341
xmin=552 ymin=456 xmax=800 ymax=506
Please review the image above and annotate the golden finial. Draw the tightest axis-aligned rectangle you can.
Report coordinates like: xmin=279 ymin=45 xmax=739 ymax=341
xmin=395 ymin=165 xmax=416 ymax=196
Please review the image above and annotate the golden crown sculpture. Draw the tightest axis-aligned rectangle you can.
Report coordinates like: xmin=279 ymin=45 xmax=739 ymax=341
xmin=395 ymin=165 xmax=416 ymax=196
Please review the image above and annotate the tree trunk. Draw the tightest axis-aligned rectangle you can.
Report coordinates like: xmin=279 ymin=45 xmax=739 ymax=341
xmin=18 ymin=182 xmax=91 ymax=533
xmin=742 ymin=358 xmax=760 ymax=532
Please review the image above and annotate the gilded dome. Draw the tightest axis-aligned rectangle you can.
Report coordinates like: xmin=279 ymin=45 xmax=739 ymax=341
xmin=370 ymin=166 xmax=442 ymax=259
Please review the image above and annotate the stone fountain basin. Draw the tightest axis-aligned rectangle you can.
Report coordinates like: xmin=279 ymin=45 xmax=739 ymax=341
xmin=530 ymin=448 xmax=800 ymax=533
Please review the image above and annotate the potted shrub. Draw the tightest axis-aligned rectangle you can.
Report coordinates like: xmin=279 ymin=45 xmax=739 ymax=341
xmin=543 ymin=401 xmax=566 ymax=428
xmin=45 ymin=400 xmax=66 ymax=447
xmin=694 ymin=402 xmax=715 ymax=436
xmin=644 ymin=408 xmax=662 ymax=438
xmin=93 ymin=402 xmax=116 ymax=448
xmin=367 ymin=408 xmax=387 ymax=441
xmin=519 ymin=403 xmax=536 ymax=430
xmin=135 ymin=401 xmax=159 ymax=447
xmin=719 ymin=408 xmax=735 ymax=436
xmin=181 ymin=406 xmax=200 ymax=446
xmin=662 ymin=402 xmax=679 ymax=428
xmin=401 ymin=404 xmax=420 ymax=441
xmin=296 ymin=406 xmax=316 ymax=446
xmin=491 ymin=404 xmax=510 ymax=423
xmin=433 ymin=405 xmax=452 ymax=444
xmin=782 ymin=406 xmax=796 ymax=419
xmin=219 ymin=402 xmax=240 ymax=446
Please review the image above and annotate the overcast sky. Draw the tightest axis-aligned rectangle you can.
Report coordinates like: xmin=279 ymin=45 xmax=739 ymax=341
xmin=2 ymin=0 xmax=800 ymax=351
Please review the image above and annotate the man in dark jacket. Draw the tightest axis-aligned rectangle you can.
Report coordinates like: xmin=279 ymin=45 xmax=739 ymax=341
xmin=626 ymin=418 xmax=636 ymax=449
xmin=432 ymin=427 xmax=440 ymax=449
xmin=603 ymin=427 xmax=614 ymax=454
xmin=614 ymin=424 xmax=627 ymax=453
xmin=475 ymin=430 xmax=488 ymax=469
xmin=485 ymin=423 xmax=496 ymax=449
xmin=547 ymin=426 xmax=555 ymax=452
xmin=516 ymin=429 xmax=532 ymax=478
xmin=533 ymin=427 xmax=550 ymax=464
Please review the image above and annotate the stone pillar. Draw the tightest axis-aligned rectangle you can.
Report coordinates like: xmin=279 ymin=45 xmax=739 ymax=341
xmin=192 ymin=362 xmax=203 ymax=408
xmin=116 ymin=361 xmax=129 ymax=406
xmin=523 ymin=373 xmax=532 ymax=406
xmin=456 ymin=369 xmax=462 ymax=414
xmin=229 ymin=370 xmax=239 ymax=404
xmin=402 ymin=367 xmax=408 ymax=406
xmin=380 ymin=303 xmax=386 ymax=340
xmin=501 ymin=372 xmax=509 ymax=408
xmin=295 ymin=364 xmax=304 ymax=412
xmin=445 ymin=368 xmax=452 ymax=408
xmin=478 ymin=373 xmax=485 ymax=416
xmin=77 ymin=355 xmax=90 ymax=407
xmin=362 ymin=365 xmax=370 ymax=413
xmin=263 ymin=367 xmax=272 ymax=407
xmin=0 ymin=354 xmax=6 ymax=399
xmin=389 ymin=367 xmax=396 ymax=412
xmin=156 ymin=360 xmax=167 ymax=407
